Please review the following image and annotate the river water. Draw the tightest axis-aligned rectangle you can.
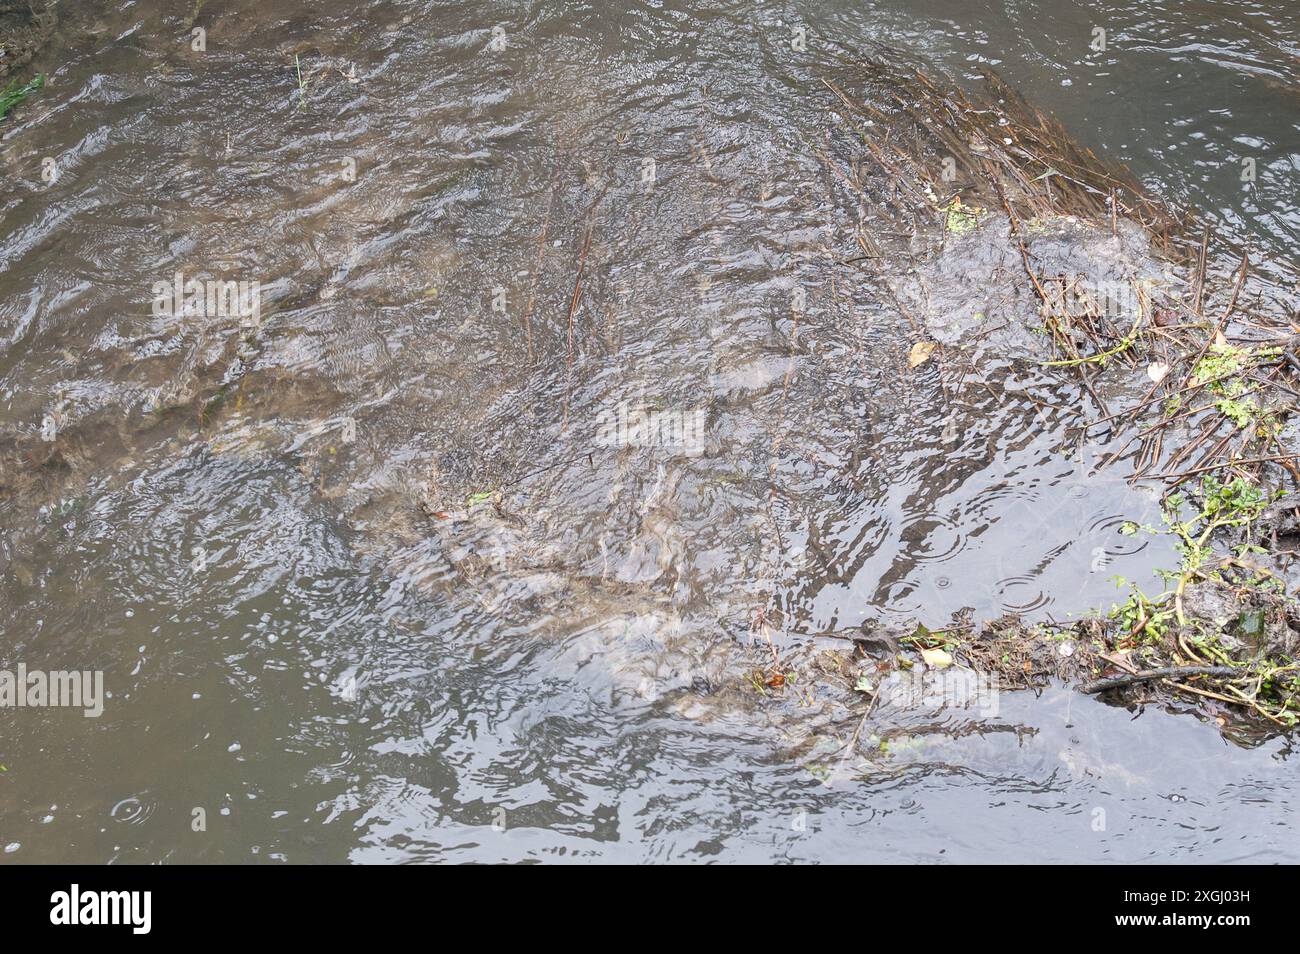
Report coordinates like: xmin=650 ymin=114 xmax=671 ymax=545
xmin=0 ymin=0 xmax=1296 ymax=863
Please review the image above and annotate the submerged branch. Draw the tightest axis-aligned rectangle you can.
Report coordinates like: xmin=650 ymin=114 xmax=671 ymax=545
xmin=1080 ymin=665 xmax=1238 ymax=694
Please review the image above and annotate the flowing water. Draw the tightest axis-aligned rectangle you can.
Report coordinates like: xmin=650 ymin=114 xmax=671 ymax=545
xmin=0 ymin=0 xmax=1296 ymax=863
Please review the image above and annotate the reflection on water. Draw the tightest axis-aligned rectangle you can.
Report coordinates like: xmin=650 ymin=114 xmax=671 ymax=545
xmin=0 ymin=0 xmax=1295 ymax=863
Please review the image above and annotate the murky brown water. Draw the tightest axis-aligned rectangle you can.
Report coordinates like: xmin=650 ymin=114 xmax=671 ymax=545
xmin=0 ymin=0 xmax=1296 ymax=863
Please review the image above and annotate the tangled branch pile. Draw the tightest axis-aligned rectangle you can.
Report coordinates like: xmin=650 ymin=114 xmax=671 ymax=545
xmin=768 ymin=58 xmax=1300 ymax=734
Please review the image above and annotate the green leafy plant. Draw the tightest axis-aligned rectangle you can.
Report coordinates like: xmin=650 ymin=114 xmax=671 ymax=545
xmin=0 ymin=73 xmax=44 ymax=121
xmin=1163 ymin=477 xmax=1274 ymax=624
xmin=1216 ymin=396 xmax=1256 ymax=429
xmin=1108 ymin=581 xmax=1173 ymax=643
xmin=1191 ymin=343 xmax=1251 ymax=391
xmin=1108 ymin=478 xmax=1281 ymax=632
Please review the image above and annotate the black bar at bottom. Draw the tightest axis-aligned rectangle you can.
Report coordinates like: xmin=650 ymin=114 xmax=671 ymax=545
xmin=0 ymin=866 xmax=1272 ymax=939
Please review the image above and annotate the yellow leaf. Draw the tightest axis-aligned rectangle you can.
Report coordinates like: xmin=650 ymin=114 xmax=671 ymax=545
xmin=909 ymin=341 xmax=937 ymax=368
xmin=920 ymin=647 xmax=953 ymax=669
